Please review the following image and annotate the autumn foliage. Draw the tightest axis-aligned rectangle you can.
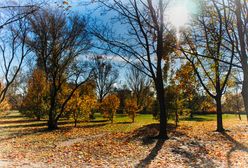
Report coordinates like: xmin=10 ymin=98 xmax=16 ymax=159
xmin=67 ymin=91 xmax=97 ymax=127
xmin=125 ymin=98 xmax=139 ymax=123
xmin=20 ymin=69 xmax=49 ymax=120
xmin=0 ymin=99 xmax=11 ymax=111
xmin=100 ymin=94 xmax=120 ymax=123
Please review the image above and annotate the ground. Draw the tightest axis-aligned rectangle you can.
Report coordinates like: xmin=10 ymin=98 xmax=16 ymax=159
xmin=0 ymin=111 xmax=247 ymax=168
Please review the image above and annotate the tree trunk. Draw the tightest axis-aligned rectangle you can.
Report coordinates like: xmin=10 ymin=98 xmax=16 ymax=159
xmin=74 ymin=119 xmax=77 ymax=127
xmin=216 ymin=96 xmax=224 ymax=132
xmin=238 ymin=112 xmax=241 ymax=120
xmin=241 ymin=77 xmax=248 ymax=122
xmin=235 ymin=0 xmax=248 ymax=123
xmin=190 ymin=112 xmax=193 ymax=119
xmin=36 ymin=114 xmax=41 ymax=121
xmin=156 ymin=81 xmax=168 ymax=139
xmin=48 ymin=116 xmax=58 ymax=130
xmin=175 ymin=109 xmax=178 ymax=128
xmin=48 ymin=86 xmax=58 ymax=130
xmin=110 ymin=111 xmax=113 ymax=123
xmin=188 ymin=98 xmax=193 ymax=118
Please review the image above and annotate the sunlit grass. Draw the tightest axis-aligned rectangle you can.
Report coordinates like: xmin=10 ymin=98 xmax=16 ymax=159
xmin=0 ymin=111 xmax=246 ymax=137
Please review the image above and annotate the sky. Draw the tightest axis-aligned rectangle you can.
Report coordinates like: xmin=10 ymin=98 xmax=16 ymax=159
xmin=0 ymin=0 xmax=199 ymax=87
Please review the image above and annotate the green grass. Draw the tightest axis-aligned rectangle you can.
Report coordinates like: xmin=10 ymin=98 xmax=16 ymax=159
xmin=0 ymin=111 xmax=246 ymax=137
xmin=181 ymin=114 xmax=246 ymax=122
xmin=86 ymin=113 xmax=158 ymax=132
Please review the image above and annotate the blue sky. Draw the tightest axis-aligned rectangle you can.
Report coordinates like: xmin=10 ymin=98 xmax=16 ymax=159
xmin=0 ymin=0 xmax=198 ymax=87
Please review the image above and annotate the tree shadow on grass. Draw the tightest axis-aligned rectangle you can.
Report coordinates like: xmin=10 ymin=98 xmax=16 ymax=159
xmin=0 ymin=119 xmax=44 ymax=124
xmin=77 ymin=123 xmax=108 ymax=128
xmin=0 ymin=128 xmax=49 ymax=141
xmin=0 ymin=120 xmax=109 ymax=142
xmin=0 ymin=122 xmax=47 ymax=129
xmin=182 ymin=117 xmax=213 ymax=122
xmin=221 ymin=132 xmax=248 ymax=168
xmin=117 ymin=121 xmax=133 ymax=124
xmin=0 ymin=115 xmax=24 ymax=119
xmin=0 ymin=120 xmax=76 ymax=129
xmin=90 ymin=119 xmax=109 ymax=123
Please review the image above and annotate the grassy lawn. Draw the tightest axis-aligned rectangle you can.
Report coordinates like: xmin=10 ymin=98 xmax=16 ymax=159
xmin=0 ymin=111 xmax=246 ymax=135
xmin=0 ymin=111 xmax=247 ymax=167
xmin=181 ymin=114 xmax=247 ymax=121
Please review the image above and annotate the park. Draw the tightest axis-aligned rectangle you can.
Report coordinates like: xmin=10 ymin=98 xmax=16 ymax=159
xmin=0 ymin=111 xmax=247 ymax=167
xmin=0 ymin=0 xmax=248 ymax=167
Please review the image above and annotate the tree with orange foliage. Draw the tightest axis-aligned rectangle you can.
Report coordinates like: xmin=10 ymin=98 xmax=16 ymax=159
xmin=100 ymin=94 xmax=120 ymax=123
xmin=67 ymin=91 xmax=97 ymax=127
xmin=20 ymin=69 xmax=49 ymax=120
xmin=125 ymin=98 xmax=139 ymax=123
xmin=0 ymin=82 xmax=11 ymax=111
xmin=174 ymin=62 xmax=200 ymax=118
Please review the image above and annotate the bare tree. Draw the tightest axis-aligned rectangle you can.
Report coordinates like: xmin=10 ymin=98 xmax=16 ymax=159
xmin=224 ymin=0 xmax=248 ymax=121
xmin=180 ymin=0 xmax=235 ymax=132
xmin=26 ymin=9 xmax=92 ymax=130
xmin=0 ymin=2 xmax=40 ymax=104
xmin=92 ymin=0 xmax=176 ymax=139
xmin=0 ymin=1 xmax=40 ymax=29
xmin=0 ymin=16 xmax=30 ymax=104
xmin=126 ymin=63 xmax=151 ymax=111
xmin=92 ymin=55 xmax=118 ymax=102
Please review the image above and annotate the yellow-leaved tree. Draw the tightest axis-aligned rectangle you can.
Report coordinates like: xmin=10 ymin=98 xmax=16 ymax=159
xmin=100 ymin=94 xmax=120 ymax=123
xmin=20 ymin=69 xmax=49 ymax=120
xmin=0 ymin=99 xmax=11 ymax=112
xmin=0 ymin=82 xmax=11 ymax=111
xmin=80 ymin=95 xmax=97 ymax=120
xmin=67 ymin=90 xmax=97 ymax=127
xmin=125 ymin=98 xmax=139 ymax=123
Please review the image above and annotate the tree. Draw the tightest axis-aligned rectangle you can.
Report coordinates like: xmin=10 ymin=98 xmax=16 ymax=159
xmin=92 ymin=55 xmax=118 ymax=102
xmin=100 ymin=94 xmax=120 ymax=123
xmin=126 ymin=64 xmax=151 ymax=112
xmin=174 ymin=62 xmax=200 ymax=118
xmin=66 ymin=80 xmax=97 ymax=126
xmin=225 ymin=0 xmax=248 ymax=121
xmin=180 ymin=0 xmax=235 ymax=132
xmin=199 ymin=95 xmax=216 ymax=113
xmin=115 ymin=86 xmax=132 ymax=114
xmin=125 ymin=98 xmax=139 ymax=123
xmin=0 ymin=13 xmax=30 ymax=104
xmin=20 ymin=69 xmax=48 ymax=120
xmin=223 ymin=93 xmax=244 ymax=120
xmin=0 ymin=2 xmax=39 ymax=29
xmin=26 ymin=9 xmax=92 ymax=129
xmin=0 ymin=82 xmax=11 ymax=111
xmin=6 ymin=69 xmax=28 ymax=110
xmin=67 ymin=91 xmax=97 ymax=127
xmin=93 ymin=0 xmax=176 ymax=139
xmin=0 ymin=1 xmax=40 ymax=104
